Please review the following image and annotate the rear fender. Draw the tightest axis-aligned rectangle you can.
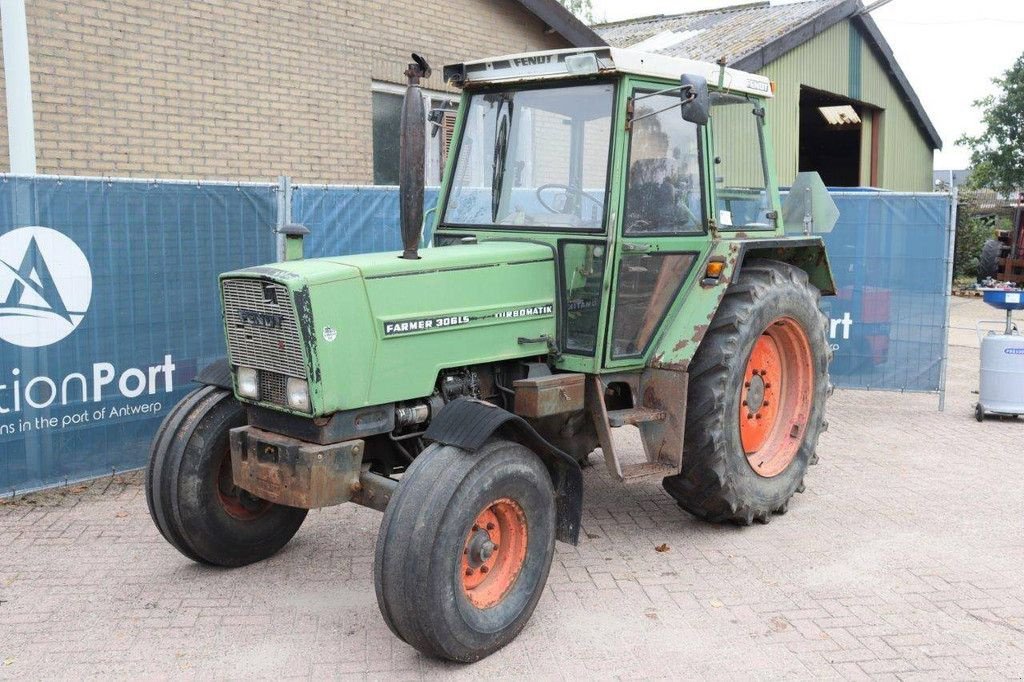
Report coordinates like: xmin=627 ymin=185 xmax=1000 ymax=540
xmin=648 ymin=237 xmax=834 ymax=371
xmin=737 ymin=237 xmax=836 ymax=295
xmin=423 ymin=398 xmax=582 ymax=546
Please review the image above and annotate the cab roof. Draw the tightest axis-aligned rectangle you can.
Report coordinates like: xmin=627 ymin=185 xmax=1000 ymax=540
xmin=443 ymin=46 xmax=773 ymax=98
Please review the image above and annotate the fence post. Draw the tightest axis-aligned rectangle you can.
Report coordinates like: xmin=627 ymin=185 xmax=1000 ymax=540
xmin=937 ymin=188 xmax=958 ymax=412
xmin=275 ymin=175 xmax=292 ymax=261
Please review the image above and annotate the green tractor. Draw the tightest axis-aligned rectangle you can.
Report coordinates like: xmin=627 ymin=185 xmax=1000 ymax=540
xmin=147 ymin=47 xmax=836 ymax=662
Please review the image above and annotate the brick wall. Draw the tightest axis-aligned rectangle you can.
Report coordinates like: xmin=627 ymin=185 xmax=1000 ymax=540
xmin=2 ymin=0 xmax=567 ymax=182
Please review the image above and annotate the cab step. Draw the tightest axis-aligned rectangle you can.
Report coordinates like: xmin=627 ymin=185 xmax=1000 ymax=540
xmin=619 ymin=462 xmax=677 ymax=482
xmin=607 ymin=407 xmax=666 ymax=428
xmin=586 ymin=374 xmax=686 ymax=483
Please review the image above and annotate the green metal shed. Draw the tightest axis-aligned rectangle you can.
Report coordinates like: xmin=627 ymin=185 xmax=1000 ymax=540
xmin=595 ymin=0 xmax=941 ymax=191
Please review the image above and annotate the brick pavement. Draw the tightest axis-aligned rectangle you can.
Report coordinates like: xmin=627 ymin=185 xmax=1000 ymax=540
xmin=0 ymin=296 xmax=1021 ymax=679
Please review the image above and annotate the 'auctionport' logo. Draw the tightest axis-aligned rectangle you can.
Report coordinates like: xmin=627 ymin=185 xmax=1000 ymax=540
xmin=0 ymin=227 xmax=92 ymax=348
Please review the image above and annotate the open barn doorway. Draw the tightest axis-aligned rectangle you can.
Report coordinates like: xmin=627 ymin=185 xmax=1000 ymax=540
xmin=798 ymin=87 xmax=863 ymax=187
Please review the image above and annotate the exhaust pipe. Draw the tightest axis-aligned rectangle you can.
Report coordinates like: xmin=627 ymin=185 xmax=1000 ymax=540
xmin=399 ymin=53 xmax=431 ymax=260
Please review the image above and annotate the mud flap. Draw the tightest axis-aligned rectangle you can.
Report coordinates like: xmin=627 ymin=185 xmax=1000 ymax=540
xmin=194 ymin=357 xmax=232 ymax=390
xmin=423 ymin=398 xmax=583 ymax=545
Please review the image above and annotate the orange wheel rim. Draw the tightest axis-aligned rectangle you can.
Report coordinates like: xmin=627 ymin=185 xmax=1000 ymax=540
xmin=461 ymin=498 xmax=528 ymax=609
xmin=216 ymin=448 xmax=271 ymax=521
xmin=739 ymin=317 xmax=814 ymax=478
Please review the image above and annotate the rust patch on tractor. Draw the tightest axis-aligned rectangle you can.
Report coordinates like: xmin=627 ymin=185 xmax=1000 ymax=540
xmin=691 ymin=324 xmax=709 ymax=344
xmin=650 ymin=359 xmax=689 ymax=371
xmin=672 ymin=339 xmax=688 ymax=352
xmin=230 ymin=427 xmax=363 ymax=508
xmin=295 ymin=285 xmax=322 ymax=383
xmin=512 ymin=373 xmax=584 ymax=417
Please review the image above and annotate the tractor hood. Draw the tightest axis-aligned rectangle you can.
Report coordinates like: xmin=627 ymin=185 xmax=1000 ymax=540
xmin=219 ymin=242 xmax=557 ymax=416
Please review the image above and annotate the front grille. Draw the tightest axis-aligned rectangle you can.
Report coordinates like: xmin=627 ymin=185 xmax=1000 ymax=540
xmin=222 ymin=278 xmax=306 ymax=379
xmin=259 ymin=370 xmax=288 ymax=406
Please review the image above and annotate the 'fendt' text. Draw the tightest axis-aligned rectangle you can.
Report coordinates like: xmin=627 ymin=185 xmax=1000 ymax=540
xmin=239 ymin=309 xmax=283 ymax=329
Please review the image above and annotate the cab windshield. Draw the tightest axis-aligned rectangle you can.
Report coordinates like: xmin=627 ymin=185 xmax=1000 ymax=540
xmin=442 ymin=83 xmax=614 ymax=230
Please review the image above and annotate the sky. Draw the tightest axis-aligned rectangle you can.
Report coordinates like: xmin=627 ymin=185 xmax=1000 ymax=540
xmin=587 ymin=0 xmax=1024 ymax=170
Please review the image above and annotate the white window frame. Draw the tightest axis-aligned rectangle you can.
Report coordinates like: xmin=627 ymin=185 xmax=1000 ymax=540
xmin=372 ymin=81 xmax=459 ymax=185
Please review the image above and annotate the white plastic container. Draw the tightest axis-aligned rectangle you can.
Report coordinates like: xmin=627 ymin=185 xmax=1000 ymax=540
xmin=978 ymin=331 xmax=1024 ymax=418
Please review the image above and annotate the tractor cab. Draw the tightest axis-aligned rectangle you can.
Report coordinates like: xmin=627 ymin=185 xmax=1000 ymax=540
xmin=433 ymin=47 xmax=809 ymax=374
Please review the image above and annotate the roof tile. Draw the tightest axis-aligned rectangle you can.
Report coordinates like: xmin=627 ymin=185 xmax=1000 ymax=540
xmin=595 ymin=0 xmax=849 ymax=63
xmin=593 ymin=0 xmax=942 ymax=148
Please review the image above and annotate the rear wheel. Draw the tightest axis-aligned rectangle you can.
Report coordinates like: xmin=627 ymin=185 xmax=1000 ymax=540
xmin=977 ymin=238 xmax=1002 ymax=282
xmin=374 ymin=439 xmax=556 ymax=662
xmin=146 ymin=386 xmax=307 ymax=567
xmin=663 ymin=259 xmax=830 ymax=524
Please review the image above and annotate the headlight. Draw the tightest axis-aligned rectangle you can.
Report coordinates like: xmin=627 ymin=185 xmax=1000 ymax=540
xmin=237 ymin=366 xmax=259 ymax=399
xmin=286 ymin=377 xmax=310 ymax=412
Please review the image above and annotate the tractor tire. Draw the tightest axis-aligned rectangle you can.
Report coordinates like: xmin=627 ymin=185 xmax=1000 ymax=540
xmin=663 ymin=259 xmax=830 ymax=525
xmin=977 ymin=239 xmax=1002 ymax=282
xmin=374 ymin=439 xmax=556 ymax=662
xmin=146 ymin=386 xmax=307 ymax=567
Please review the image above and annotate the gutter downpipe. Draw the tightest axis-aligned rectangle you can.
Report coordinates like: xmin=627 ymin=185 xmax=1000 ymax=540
xmin=1 ymin=0 xmax=37 ymax=174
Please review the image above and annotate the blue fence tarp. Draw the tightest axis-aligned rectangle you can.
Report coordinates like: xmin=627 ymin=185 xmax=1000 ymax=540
xmin=0 ymin=177 xmax=952 ymax=494
xmin=818 ymin=192 xmax=952 ymax=393
xmin=0 ymin=177 xmax=278 ymax=492
xmin=293 ymin=185 xmax=440 ymax=257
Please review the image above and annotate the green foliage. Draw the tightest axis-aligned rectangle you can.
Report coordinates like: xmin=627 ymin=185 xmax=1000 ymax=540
xmin=953 ymin=219 xmax=992 ymax=280
xmin=958 ymin=54 xmax=1024 ymax=195
xmin=952 ymin=192 xmax=994 ymax=280
xmin=558 ymin=0 xmax=593 ymax=22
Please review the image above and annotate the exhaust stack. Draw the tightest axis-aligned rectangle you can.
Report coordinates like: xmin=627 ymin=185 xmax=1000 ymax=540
xmin=399 ymin=53 xmax=432 ymax=260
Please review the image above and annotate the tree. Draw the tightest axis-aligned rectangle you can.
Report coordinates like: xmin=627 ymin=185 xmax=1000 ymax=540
xmin=558 ymin=0 xmax=593 ymax=22
xmin=958 ymin=54 xmax=1024 ymax=195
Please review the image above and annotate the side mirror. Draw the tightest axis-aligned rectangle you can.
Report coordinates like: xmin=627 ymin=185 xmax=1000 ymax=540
xmin=680 ymin=74 xmax=709 ymax=125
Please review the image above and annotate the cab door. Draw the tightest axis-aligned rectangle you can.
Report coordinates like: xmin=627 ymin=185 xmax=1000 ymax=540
xmin=603 ymin=79 xmax=714 ymax=369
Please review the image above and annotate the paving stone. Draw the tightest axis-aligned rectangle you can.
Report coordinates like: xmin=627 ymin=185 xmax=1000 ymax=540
xmin=0 ymin=298 xmax=1020 ymax=679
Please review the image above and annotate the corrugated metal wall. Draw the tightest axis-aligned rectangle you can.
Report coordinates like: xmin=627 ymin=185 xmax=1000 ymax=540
xmin=857 ymin=31 xmax=935 ymax=191
xmin=760 ymin=21 xmax=850 ymax=185
xmin=757 ymin=20 xmax=934 ymax=191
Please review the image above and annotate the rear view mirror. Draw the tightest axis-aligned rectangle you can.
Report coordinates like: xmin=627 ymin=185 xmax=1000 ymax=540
xmin=680 ymin=74 xmax=709 ymax=125
xmin=626 ymin=76 xmax=710 ymax=129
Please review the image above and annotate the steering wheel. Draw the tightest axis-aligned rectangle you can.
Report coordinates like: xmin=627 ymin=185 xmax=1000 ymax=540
xmin=626 ymin=203 xmax=702 ymax=233
xmin=535 ymin=184 xmax=603 ymax=215
xmin=679 ymin=201 xmax=701 ymax=228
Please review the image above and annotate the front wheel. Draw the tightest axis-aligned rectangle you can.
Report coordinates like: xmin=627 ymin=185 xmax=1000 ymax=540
xmin=145 ymin=386 xmax=307 ymax=567
xmin=374 ymin=439 xmax=556 ymax=662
